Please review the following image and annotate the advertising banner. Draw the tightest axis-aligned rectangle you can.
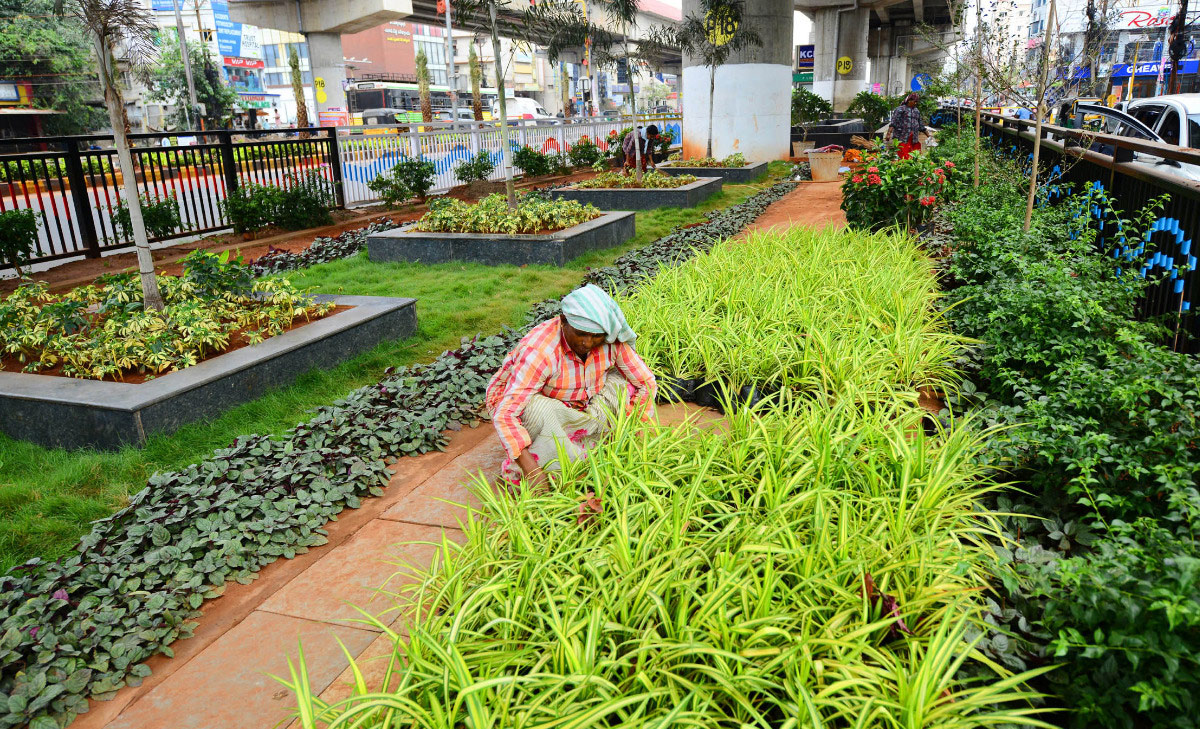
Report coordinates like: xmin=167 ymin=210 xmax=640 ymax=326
xmin=211 ymin=0 xmax=261 ymax=60
xmin=796 ymin=44 xmax=814 ymax=69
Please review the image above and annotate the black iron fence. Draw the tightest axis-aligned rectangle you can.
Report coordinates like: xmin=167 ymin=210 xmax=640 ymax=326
xmin=978 ymin=112 xmax=1200 ymax=355
xmin=0 ymin=128 xmax=344 ymax=268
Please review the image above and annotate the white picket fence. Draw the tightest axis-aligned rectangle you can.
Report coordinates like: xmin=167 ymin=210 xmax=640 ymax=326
xmin=336 ymin=115 xmax=683 ymax=206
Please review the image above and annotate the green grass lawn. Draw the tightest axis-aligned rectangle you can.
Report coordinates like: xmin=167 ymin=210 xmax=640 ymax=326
xmin=0 ymin=169 xmax=789 ymax=573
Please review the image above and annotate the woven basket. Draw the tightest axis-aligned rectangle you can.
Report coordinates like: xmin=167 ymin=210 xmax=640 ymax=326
xmin=806 ymin=151 xmax=843 ymax=182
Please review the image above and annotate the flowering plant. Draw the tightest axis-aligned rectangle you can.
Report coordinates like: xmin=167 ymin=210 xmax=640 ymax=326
xmin=840 ymin=149 xmax=967 ymax=230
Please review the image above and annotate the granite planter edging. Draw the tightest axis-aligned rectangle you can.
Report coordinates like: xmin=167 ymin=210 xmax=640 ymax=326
xmin=365 ymin=210 xmax=636 ymax=267
xmin=549 ymin=176 xmax=723 ymax=210
xmin=0 ymin=295 xmax=417 ymax=451
xmin=658 ymin=161 xmax=768 ymax=183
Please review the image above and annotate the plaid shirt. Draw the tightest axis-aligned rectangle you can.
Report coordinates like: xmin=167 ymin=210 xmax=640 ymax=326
xmin=486 ymin=318 xmax=657 ymax=458
xmin=889 ymin=104 xmax=923 ymax=144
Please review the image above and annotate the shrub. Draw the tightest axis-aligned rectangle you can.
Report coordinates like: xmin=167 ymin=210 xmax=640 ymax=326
xmin=670 ymin=153 xmax=746 ymax=168
xmin=841 ymin=150 xmax=966 ymax=230
xmin=367 ymin=157 xmax=437 ymax=205
xmin=512 ymin=146 xmax=552 ymax=177
xmin=846 ymin=90 xmax=894 ymax=132
xmin=114 ymin=193 xmax=182 ymax=241
xmin=792 ymin=87 xmax=833 ymax=128
xmin=454 ymin=151 xmax=495 ymax=183
xmin=567 ymin=136 xmax=603 ymax=167
xmin=412 ymin=193 xmax=599 ymax=234
xmin=0 ymin=208 xmax=40 ymax=276
xmin=275 ymin=172 xmax=335 ymax=230
xmin=573 ymin=170 xmax=695 ymax=189
xmin=222 ymin=184 xmax=280 ymax=234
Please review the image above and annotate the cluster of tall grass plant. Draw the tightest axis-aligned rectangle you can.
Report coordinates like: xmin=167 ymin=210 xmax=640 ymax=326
xmin=285 ymin=397 xmax=1050 ymax=728
xmin=620 ymin=226 xmax=963 ymax=398
xmin=282 ymin=226 xmax=1048 ymax=728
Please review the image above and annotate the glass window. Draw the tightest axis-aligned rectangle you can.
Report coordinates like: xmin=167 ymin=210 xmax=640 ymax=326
xmin=1132 ymin=104 xmax=1165 ymax=128
xmin=1158 ymin=108 xmax=1181 ymax=145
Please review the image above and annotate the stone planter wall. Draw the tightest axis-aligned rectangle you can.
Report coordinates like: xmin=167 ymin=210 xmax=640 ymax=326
xmin=549 ymin=176 xmax=722 ymax=210
xmin=658 ymin=161 xmax=768 ymax=184
xmin=365 ymin=211 xmax=635 ymax=267
xmin=0 ymin=295 xmax=417 ymax=451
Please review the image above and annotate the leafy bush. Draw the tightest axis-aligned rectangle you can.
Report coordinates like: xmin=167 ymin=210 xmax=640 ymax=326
xmin=0 ymin=261 xmax=333 ymax=380
xmin=846 ymin=90 xmax=895 ymax=132
xmin=792 ymin=87 xmax=833 ymax=128
xmin=567 ymin=136 xmax=603 ymax=167
xmin=669 ymin=153 xmax=746 ymax=168
xmin=0 ymin=208 xmax=40 ymax=276
xmin=512 ymin=145 xmax=553 ymax=177
xmin=412 ymin=193 xmax=599 ymax=234
xmin=841 ymin=150 xmax=967 ymax=230
xmin=453 ymin=151 xmax=496 ymax=183
xmin=114 ymin=193 xmax=182 ymax=241
xmin=573 ymin=170 xmax=696 ymax=189
xmin=246 ymin=222 xmax=396 ymax=277
xmin=0 ymin=182 xmax=798 ymax=729
xmin=221 ymin=172 xmax=333 ymax=233
xmin=366 ymin=157 xmax=437 ymax=205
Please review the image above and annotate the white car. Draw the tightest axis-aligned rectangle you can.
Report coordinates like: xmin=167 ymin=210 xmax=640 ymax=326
xmin=1125 ymin=94 xmax=1200 ymax=149
xmin=491 ymin=96 xmax=558 ymax=123
xmin=1073 ymin=99 xmax=1200 ymax=182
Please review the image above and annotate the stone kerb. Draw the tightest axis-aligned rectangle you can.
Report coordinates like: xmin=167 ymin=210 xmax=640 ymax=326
xmin=658 ymin=161 xmax=769 ymax=184
xmin=364 ymin=211 xmax=636 ymax=267
xmin=549 ymin=177 xmax=723 ymax=210
xmin=0 ymin=295 xmax=418 ymax=451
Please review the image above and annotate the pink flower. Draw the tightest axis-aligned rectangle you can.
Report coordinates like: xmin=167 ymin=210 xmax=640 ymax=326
xmin=852 ymin=175 xmax=863 ymax=183
xmin=568 ymin=428 xmax=588 ymax=445
xmin=944 ymin=161 xmax=956 ymax=168
xmin=867 ymin=174 xmax=882 ymax=185
xmin=868 ymin=166 xmax=879 ymax=173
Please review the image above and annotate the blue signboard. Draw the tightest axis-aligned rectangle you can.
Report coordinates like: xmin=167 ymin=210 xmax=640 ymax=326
xmin=210 ymin=0 xmax=243 ymax=58
xmin=911 ymin=73 xmax=932 ymax=91
xmin=150 ymin=0 xmax=178 ymax=10
xmin=1111 ymin=59 xmax=1200 ymax=77
xmin=796 ymin=44 xmax=814 ymax=69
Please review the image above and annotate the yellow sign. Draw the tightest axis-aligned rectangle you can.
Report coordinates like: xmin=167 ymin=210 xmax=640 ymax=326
xmin=704 ymin=8 xmax=738 ymax=46
xmin=315 ymin=77 xmax=328 ymax=104
xmin=836 ymin=57 xmax=853 ymax=75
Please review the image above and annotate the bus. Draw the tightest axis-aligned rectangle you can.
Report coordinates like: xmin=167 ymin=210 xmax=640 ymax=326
xmin=346 ymin=74 xmax=498 ymax=121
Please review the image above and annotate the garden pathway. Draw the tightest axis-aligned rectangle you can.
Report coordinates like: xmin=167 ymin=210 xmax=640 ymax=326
xmin=71 ymin=404 xmax=724 ymax=729
xmin=736 ymin=180 xmax=846 ymax=238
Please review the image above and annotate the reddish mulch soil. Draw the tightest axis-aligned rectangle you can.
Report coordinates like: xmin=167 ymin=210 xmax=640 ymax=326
xmin=0 ymin=304 xmax=351 ymax=384
xmin=735 ymin=181 xmax=847 ymax=239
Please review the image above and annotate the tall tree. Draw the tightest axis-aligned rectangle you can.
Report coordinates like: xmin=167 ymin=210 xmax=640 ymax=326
xmin=0 ymin=0 xmax=105 ymax=134
xmin=663 ymin=0 xmax=761 ymax=158
xmin=58 ymin=0 xmax=165 ymax=311
xmin=416 ymin=49 xmax=433 ymax=123
xmin=469 ymin=42 xmax=484 ymax=121
xmin=289 ymin=45 xmax=309 ymax=129
xmin=446 ymin=0 xmax=593 ymax=209
xmin=147 ymin=33 xmax=237 ymax=130
xmin=1024 ymin=0 xmax=1057 ymax=232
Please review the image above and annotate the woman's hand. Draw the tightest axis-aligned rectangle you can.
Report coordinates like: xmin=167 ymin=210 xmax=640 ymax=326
xmin=518 ymin=449 xmax=549 ymax=490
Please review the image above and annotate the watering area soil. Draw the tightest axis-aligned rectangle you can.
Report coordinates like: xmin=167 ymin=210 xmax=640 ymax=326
xmin=0 ymin=305 xmax=351 ymax=384
xmin=64 ymin=173 xmax=849 ymax=729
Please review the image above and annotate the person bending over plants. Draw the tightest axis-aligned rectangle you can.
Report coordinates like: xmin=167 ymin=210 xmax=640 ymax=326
xmin=622 ymin=124 xmax=660 ymax=175
xmin=486 ymin=284 xmax=657 ymax=489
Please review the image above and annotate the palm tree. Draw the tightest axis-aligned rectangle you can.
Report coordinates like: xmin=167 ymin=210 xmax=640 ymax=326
xmin=469 ymin=43 xmax=484 ymax=121
xmin=60 ymin=0 xmax=165 ymax=310
xmin=666 ymin=0 xmax=761 ymax=158
xmin=416 ymin=49 xmax=433 ymax=123
xmin=289 ymin=45 xmax=309 ymax=130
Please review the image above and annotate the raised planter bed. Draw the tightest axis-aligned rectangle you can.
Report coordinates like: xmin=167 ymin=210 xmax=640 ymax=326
xmin=658 ymin=161 xmax=768 ymax=183
xmin=0 ymin=295 xmax=417 ymax=451
xmin=365 ymin=211 xmax=635 ymax=267
xmin=549 ymin=176 xmax=723 ymax=210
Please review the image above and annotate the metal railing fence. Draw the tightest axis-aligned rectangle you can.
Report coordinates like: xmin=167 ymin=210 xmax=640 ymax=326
xmin=0 ymin=116 xmax=681 ymax=271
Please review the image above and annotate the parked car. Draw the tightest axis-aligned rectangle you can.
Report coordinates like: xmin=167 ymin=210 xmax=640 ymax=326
xmin=1125 ymin=94 xmax=1200 ymax=148
xmin=434 ymin=108 xmax=479 ymax=122
xmin=490 ymin=97 xmax=557 ymax=123
xmin=1071 ymin=102 xmax=1200 ymax=182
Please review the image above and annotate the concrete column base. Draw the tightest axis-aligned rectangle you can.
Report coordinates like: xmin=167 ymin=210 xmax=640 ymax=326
xmin=681 ymin=64 xmax=792 ymax=162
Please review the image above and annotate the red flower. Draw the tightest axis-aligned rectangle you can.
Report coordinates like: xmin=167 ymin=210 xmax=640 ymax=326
xmin=905 ymin=194 xmax=913 ymax=201
xmin=867 ymin=173 xmax=882 ymax=185
xmin=868 ymin=166 xmax=879 ymax=173
xmin=944 ymin=161 xmax=956 ymax=168
xmin=920 ymin=196 xmax=936 ymax=206
xmin=852 ymin=174 xmax=863 ymax=183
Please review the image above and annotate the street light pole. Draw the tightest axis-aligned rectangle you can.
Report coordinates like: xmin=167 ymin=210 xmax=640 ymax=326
xmin=172 ymin=0 xmax=200 ymax=129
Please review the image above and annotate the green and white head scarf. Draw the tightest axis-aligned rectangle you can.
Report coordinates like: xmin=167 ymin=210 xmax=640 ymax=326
xmin=561 ymin=284 xmax=636 ymax=344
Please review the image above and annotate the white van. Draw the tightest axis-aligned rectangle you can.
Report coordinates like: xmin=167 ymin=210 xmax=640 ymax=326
xmin=491 ymin=96 xmax=557 ymax=123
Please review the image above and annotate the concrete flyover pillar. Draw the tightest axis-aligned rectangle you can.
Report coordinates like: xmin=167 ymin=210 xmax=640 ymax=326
xmin=307 ymin=32 xmax=347 ymax=123
xmin=811 ymin=6 xmax=869 ymax=112
xmin=680 ymin=0 xmax=792 ymax=162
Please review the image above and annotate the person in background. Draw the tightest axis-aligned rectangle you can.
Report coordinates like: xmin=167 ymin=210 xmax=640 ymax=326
xmin=622 ymin=124 xmax=659 ymax=174
xmin=486 ymin=284 xmax=657 ymax=489
xmin=884 ymin=93 xmax=925 ymax=159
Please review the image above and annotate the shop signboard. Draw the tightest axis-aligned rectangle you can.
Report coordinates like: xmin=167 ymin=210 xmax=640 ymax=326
xmin=211 ymin=0 xmax=261 ymax=60
xmin=1111 ymin=58 xmax=1200 ymax=77
xmin=796 ymin=44 xmax=814 ymax=70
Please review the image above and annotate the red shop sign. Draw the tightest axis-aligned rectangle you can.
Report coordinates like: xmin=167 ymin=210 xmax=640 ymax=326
xmin=224 ymin=57 xmax=265 ymax=69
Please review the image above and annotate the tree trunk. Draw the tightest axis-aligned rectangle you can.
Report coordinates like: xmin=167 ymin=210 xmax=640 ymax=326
xmin=290 ymin=47 xmax=309 ymax=132
xmin=490 ymin=4 xmax=517 ymax=209
xmin=1024 ymin=0 xmax=1056 ymax=232
xmin=974 ymin=0 xmax=983 ymax=189
xmin=707 ymin=63 xmax=716 ymax=158
xmin=470 ymin=45 xmax=484 ymax=121
xmin=93 ymin=32 xmax=164 ymax=311
xmin=417 ymin=50 xmax=433 ymax=123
